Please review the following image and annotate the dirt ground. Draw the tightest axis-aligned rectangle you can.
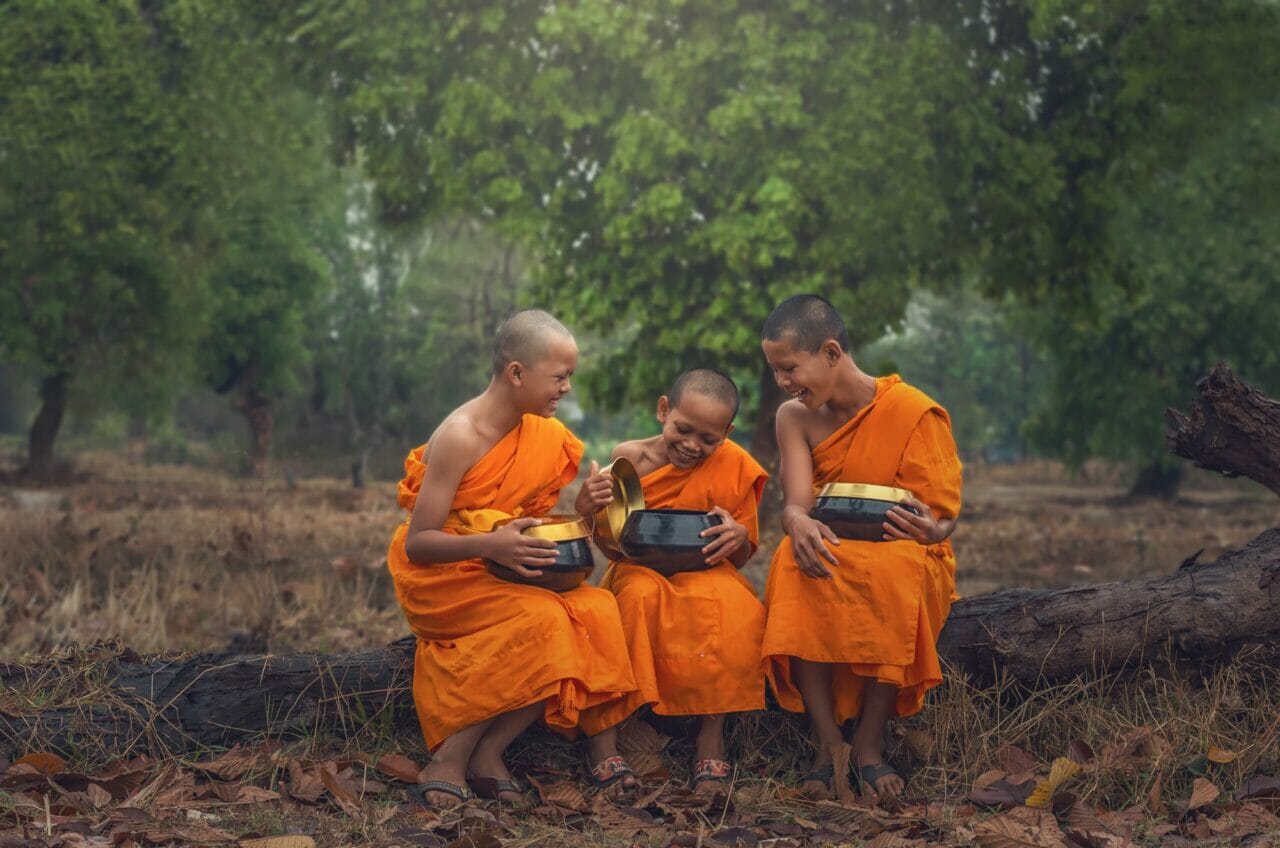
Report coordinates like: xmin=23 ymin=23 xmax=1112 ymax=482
xmin=1 ymin=455 xmax=1278 ymax=847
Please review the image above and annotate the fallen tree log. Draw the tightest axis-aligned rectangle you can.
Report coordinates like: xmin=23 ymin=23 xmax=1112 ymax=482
xmin=1167 ymin=362 xmax=1280 ymax=497
xmin=3 ymin=366 xmax=1278 ymax=759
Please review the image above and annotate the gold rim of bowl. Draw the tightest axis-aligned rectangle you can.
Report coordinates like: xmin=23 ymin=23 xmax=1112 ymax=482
xmin=815 ymin=482 xmax=915 ymax=503
xmin=595 ymin=457 xmax=645 ymax=548
xmin=493 ymin=514 xmax=589 ymax=542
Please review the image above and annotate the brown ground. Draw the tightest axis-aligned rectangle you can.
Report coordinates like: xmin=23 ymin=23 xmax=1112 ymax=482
xmin=1 ymin=455 xmax=1278 ymax=846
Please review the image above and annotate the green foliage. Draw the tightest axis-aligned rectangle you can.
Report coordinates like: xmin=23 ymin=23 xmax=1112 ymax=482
xmin=272 ymin=0 xmax=1001 ymax=425
xmin=1026 ymin=100 xmax=1280 ymax=472
xmin=860 ymin=288 xmax=1049 ymax=461
xmin=0 ymin=0 xmax=196 ymax=404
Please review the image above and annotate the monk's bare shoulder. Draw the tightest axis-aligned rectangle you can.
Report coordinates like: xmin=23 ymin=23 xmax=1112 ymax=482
xmin=422 ymin=410 xmax=489 ymax=471
xmin=610 ymin=439 xmax=646 ymax=464
xmin=775 ymin=398 xmax=819 ymax=448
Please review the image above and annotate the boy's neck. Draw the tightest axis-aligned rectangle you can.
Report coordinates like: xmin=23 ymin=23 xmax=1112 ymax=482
xmin=824 ymin=358 xmax=879 ymax=421
xmin=474 ymin=380 xmax=530 ymax=435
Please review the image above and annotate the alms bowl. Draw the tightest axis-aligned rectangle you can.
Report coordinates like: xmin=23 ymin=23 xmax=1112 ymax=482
xmin=485 ymin=514 xmax=594 ymax=592
xmin=809 ymin=483 xmax=919 ymax=542
xmin=620 ymin=509 xmax=724 ymax=577
xmin=592 ymin=457 xmax=645 ymax=555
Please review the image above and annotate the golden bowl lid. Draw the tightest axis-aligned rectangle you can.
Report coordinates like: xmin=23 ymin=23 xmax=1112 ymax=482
xmin=493 ymin=513 xmax=589 ymax=542
xmin=596 ymin=457 xmax=645 ymax=547
xmin=815 ymin=482 xmax=915 ymax=503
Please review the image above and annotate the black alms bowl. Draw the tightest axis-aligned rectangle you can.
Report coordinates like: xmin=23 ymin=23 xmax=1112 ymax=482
xmin=485 ymin=515 xmax=595 ymax=592
xmin=809 ymin=483 xmax=919 ymax=542
xmin=620 ymin=509 xmax=724 ymax=577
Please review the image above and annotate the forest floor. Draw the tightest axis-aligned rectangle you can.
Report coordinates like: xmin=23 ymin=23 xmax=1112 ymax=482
xmin=1 ymin=454 xmax=1278 ymax=846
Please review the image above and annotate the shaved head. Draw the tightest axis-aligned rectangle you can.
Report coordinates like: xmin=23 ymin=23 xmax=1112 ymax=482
xmin=492 ymin=309 xmax=574 ymax=376
xmin=669 ymin=368 xmax=740 ymax=419
xmin=761 ymin=294 xmax=850 ymax=353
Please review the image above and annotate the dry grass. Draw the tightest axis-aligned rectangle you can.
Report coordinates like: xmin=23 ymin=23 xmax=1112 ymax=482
xmin=2 ymin=453 xmax=1278 ymax=845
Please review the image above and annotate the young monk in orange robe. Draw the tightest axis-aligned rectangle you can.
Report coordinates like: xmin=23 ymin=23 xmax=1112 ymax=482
xmin=580 ymin=369 xmax=769 ymax=794
xmin=759 ymin=295 xmax=962 ymax=807
xmin=388 ymin=309 xmax=638 ymax=808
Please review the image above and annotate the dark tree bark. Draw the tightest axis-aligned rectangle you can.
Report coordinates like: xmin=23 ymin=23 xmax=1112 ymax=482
xmin=233 ymin=387 xmax=273 ymax=478
xmin=1166 ymin=362 xmax=1280 ymax=497
xmin=24 ymin=371 xmax=70 ymax=478
xmin=750 ymin=362 xmax=787 ymax=474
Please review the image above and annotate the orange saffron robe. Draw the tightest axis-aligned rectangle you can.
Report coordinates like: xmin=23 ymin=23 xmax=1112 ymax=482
xmin=580 ymin=441 xmax=769 ymax=734
xmin=387 ymin=415 xmax=636 ymax=750
xmin=763 ymin=375 xmax=962 ymax=721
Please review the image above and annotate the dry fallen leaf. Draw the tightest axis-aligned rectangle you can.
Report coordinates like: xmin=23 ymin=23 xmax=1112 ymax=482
xmin=997 ymin=745 xmax=1038 ymax=777
xmin=376 ymin=754 xmax=422 ymax=783
xmin=974 ymin=810 xmax=1065 ymax=848
xmin=529 ymin=776 xmax=589 ymax=813
xmin=1206 ymin=745 xmax=1239 ymax=764
xmin=1188 ymin=777 xmax=1221 ymax=811
xmin=320 ymin=762 xmax=363 ymax=817
xmin=13 ymin=752 xmax=65 ymax=775
xmin=239 ymin=837 xmax=317 ymax=848
xmin=1026 ymin=758 xmax=1083 ymax=808
xmin=831 ymin=742 xmax=854 ymax=802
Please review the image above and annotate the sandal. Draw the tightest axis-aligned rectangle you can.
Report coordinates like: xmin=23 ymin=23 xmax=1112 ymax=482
xmin=692 ymin=758 xmax=733 ymax=788
xmin=856 ymin=762 xmax=903 ymax=808
xmin=467 ymin=776 xmax=531 ymax=806
xmin=798 ymin=763 xmax=835 ymax=799
xmin=413 ymin=779 xmax=473 ymax=809
xmin=585 ymin=753 xmax=637 ymax=792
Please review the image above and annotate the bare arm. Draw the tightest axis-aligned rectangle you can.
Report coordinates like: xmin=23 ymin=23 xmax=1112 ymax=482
xmin=402 ymin=425 xmax=558 ymax=572
xmin=775 ymin=402 xmax=840 ymax=578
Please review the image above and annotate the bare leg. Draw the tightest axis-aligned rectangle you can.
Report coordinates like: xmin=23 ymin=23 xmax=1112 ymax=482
xmin=467 ymin=701 xmax=544 ymax=803
xmin=585 ymin=724 xmax=638 ymax=792
xmin=793 ymin=658 xmax=842 ymax=798
xmin=850 ymin=679 xmax=904 ymax=805
xmin=418 ymin=719 xmax=494 ymax=806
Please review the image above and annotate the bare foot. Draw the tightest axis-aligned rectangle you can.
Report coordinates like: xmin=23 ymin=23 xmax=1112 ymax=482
xmin=799 ymin=747 xmax=835 ymax=800
xmin=416 ymin=757 xmax=472 ymax=808
xmin=586 ymin=728 xmax=638 ymax=794
xmin=854 ymin=758 xmax=904 ymax=808
xmin=466 ymin=747 xmax=525 ymax=805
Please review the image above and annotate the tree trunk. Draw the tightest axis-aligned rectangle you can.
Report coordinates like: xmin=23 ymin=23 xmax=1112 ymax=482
xmin=233 ymin=388 xmax=273 ymax=478
xmin=1166 ymin=362 xmax=1280 ymax=496
xmin=1129 ymin=460 xmax=1183 ymax=500
xmin=24 ymin=372 xmax=70 ymax=478
xmin=750 ymin=363 xmax=787 ymax=473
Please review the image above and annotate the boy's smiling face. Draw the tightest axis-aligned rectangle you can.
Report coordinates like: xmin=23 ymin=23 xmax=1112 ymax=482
xmin=656 ymin=391 xmax=735 ymax=469
xmin=761 ymin=334 xmax=841 ymax=409
xmin=512 ymin=335 xmax=578 ymax=417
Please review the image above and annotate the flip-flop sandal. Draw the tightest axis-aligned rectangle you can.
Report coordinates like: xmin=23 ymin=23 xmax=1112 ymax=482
xmin=857 ymin=762 xmax=903 ymax=808
xmin=692 ymin=758 xmax=733 ymax=788
xmin=798 ymin=763 xmax=835 ymax=798
xmin=585 ymin=753 xmax=638 ymax=792
xmin=414 ymin=779 xmax=473 ymax=810
xmin=467 ymin=776 xmax=531 ymax=806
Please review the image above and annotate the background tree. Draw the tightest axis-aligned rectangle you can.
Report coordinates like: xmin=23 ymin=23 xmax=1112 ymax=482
xmin=0 ymin=1 xmax=197 ymax=476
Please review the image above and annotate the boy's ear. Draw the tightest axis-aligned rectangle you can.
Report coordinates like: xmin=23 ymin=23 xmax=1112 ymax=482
xmin=656 ymin=395 xmax=671 ymax=422
xmin=725 ymin=422 xmax=736 ymax=438
xmin=505 ymin=360 xmax=524 ymax=386
xmin=822 ymin=339 xmax=844 ymax=365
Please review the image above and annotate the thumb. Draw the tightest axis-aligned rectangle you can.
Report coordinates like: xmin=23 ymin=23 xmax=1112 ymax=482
xmin=588 ymin=460 xmax=600 ymax=477
xmin=510 ymin=516 xmax=543 ymax=531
